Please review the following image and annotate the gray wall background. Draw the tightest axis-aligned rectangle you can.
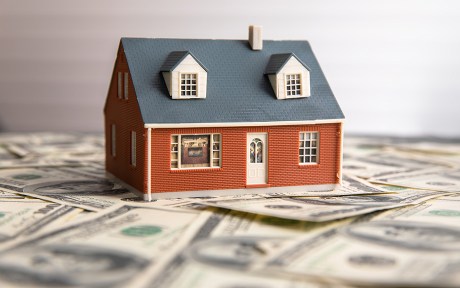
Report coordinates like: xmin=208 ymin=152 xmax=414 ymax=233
xmin=1 ymin=0 xmax=459 ymax=137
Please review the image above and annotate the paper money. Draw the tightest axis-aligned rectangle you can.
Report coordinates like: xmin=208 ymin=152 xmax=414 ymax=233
xmin=0 ymin=204 xmax=200 ymax=288
xmin=265 ymin=220 xmax=460 ymax=287
xmin=371 ymin=168 xmax=460 ymax=193
xmin=0 ymin=199 xmax=81 ymax=249
xmin=128 ymin=208 xmax=353 ymax=288
xmin=371 ymin=194 xmax=460 ymax=228
xmin=0 ymin=188 xmax=24 ymax=199
xmin=343 ymin=151 xmax=452 ymax=179
xmin=0 ymin=167 xmax=136 ymax=211
xmin=201 ymin=189 xmax=446 ymax=222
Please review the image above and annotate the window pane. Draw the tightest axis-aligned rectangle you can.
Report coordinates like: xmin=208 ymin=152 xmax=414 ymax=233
xmin=180 ymin=135 xmax=210 ymax=168
xmin=124 ymin=72 xmax=129 ymax=100
xmin=256 ymin=142 xmax=263 ymax=163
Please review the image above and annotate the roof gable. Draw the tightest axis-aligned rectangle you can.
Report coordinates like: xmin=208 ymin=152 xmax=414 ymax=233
xmin=160 ymin=51 xmax=208 ymax=72
xmin=121 ymin=38 xmax=344 ymax=125
xmin=264 ymin=53 xmax=311 ymax=75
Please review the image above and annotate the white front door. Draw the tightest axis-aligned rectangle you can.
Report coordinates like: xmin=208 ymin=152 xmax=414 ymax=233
xmin=247 ymin=133 xmax=267 ymax=185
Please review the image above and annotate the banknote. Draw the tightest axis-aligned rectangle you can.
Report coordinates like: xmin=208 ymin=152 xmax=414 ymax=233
xmin=0 ymin=199 xmax=81 ymax=249
xmin=343 ymin=151 xmax=452 ymax=179
xmin=0 ymin=188 xmax=24 ymax=199
xmin=371 ymin=194 xmax=460 ymax=228
xmin=4 ymin=135 xmax=103 ymax=158
xmin=371 ymin=168 xmax=460 ymax=193
xmin=265 ymin=220 xmax=460 ymax=287
xmin=0 ymin=167 xmax=136 ymax=211
xmin=200 ymin=189 xmax=446 ymax=222
xmin=127 ymin=208 xmax=354 ymax=288
xmin=0 ymin=145 xmax=17 ymax=160
xmin=0 ymin=204 xmax=200 ymax=288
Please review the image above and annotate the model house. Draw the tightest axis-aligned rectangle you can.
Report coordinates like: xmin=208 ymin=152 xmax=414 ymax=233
xmin=104 ymin=26 xmax=344 ymax=200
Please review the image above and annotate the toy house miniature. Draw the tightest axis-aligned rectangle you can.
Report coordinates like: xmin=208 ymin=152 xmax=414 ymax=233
xmin=104 ymin=26 xmax=344 ymax=200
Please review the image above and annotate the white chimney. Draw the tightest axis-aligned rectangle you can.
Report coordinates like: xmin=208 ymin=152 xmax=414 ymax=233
xmin=249 ymin=25 xmax=263 ymax=50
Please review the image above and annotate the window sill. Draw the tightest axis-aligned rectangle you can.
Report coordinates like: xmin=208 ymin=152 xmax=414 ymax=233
xmin=170 ymin=167 xmax=223 ymax=173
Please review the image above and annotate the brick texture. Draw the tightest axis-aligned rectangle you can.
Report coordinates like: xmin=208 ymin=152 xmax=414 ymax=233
xmin=149 ymin=124 xmax=342 ymax=194
xmin=104 ymin=43 xmax=146 ymax=192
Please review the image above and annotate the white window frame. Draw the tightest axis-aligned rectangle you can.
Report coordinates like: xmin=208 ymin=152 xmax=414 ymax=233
xmin=111 ymin=124 xmax=116 ymax=157
xmin=179 ymin=73 xmax=198 ymax=98
xmin=131 ymin=131 xmax=136 ymax=166
xmin=124 ymin=72 xmax=129 ymax=100
xmin=299 ymin=132 xmax=319 ymax=165
xmin=285 ymin=73 xmax=302 ymax=97
xmin=171 ymin=133 xmax=221 ymax=169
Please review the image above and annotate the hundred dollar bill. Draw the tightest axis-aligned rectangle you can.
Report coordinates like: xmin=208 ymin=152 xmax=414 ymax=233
xmin=0 ymin=204 xmax=199 ymax=288
xmin=0 ymin=167 xmax=135 ymax=211
xmin=128 ymin=208 xmax=354 ymax=288
xmin=371 ymin=194 xmax=460 ymax=228
xmin=370 ymin=168 xmax=460 ymax=193
xmin=0 ymin=199 xmax=81 ymax=249
xmin=265 ymin=220 xmax=460 ymax=287
xmin=200 ymin=189 xmax=446 ymax=222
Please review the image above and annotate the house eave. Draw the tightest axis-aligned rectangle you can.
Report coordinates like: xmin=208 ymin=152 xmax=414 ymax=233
xmin=144 ymin=118 xmax=345 ymax=129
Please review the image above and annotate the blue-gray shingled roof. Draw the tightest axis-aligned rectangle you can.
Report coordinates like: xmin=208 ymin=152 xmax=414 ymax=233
xmin=121 ymin=38 xmax=344 ymax=125
xmin=264 ymin=53 xmax=311 ymax=74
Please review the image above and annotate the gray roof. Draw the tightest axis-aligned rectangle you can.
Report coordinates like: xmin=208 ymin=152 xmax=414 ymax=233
xmin=121 ymin=38 xmax=344 ymax=125
xmin=264 ymin=53 xmax=311 ymax=74
xmin=159 ymin=51 xmax=208 ymax=72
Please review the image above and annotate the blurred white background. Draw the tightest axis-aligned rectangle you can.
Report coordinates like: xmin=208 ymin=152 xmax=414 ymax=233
xmin=1 ymin=0 xmax=459 ymax=137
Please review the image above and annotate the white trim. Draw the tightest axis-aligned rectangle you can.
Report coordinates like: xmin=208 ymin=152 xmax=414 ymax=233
xmin=171 ymin=133 xmax=221 ymax=169
xmin=285 ymin=73 xmax=302 ymax=98
xmin=179 ymin=72 xmax=198 ymax=98
xmin=147 ymin=128 xmax=152 ymax=201
xmin=145 ymin=119 xmax=344 ymax=129
xmin=299 ymin=131 xmax=319 ymax=164
xmin=247 ymin=133 xmax=268 ymax=185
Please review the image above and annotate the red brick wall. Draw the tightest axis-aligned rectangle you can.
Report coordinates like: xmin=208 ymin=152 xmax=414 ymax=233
xmin=104 ymin=42 xmax=146 ymax=192
xmin=149 ymin=123 xmax=342 ymax=194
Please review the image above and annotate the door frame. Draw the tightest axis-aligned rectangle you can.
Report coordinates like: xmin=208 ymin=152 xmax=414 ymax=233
xmin=246 ymin=133 xmax=268 ymax=185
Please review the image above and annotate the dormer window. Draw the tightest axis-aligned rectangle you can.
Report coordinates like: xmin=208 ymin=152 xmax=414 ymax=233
xmin=286 ymin=74 xmax=302 ymax=97
xmin=180 ymin=73 xmax=198 ymax=96
xmin=160 ymin=51 xmax=208 ymax=100
xmin=265 ymin=53 xmax=311 ymax=100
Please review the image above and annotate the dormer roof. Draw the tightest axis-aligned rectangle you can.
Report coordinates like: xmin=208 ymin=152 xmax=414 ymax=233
xmin=264 ymin=53 xmax=311 ymax=75
xmin=160 ymin=51 xmax=208 ymax=72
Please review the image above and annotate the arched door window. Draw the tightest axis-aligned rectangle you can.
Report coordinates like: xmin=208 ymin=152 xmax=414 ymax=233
xmin=250 ymin=138 xmax=263 ymax=163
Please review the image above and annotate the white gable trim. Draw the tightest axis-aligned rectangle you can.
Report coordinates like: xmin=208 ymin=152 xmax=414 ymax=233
xmin=144 ymin=119 xmax=344 ymax=129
